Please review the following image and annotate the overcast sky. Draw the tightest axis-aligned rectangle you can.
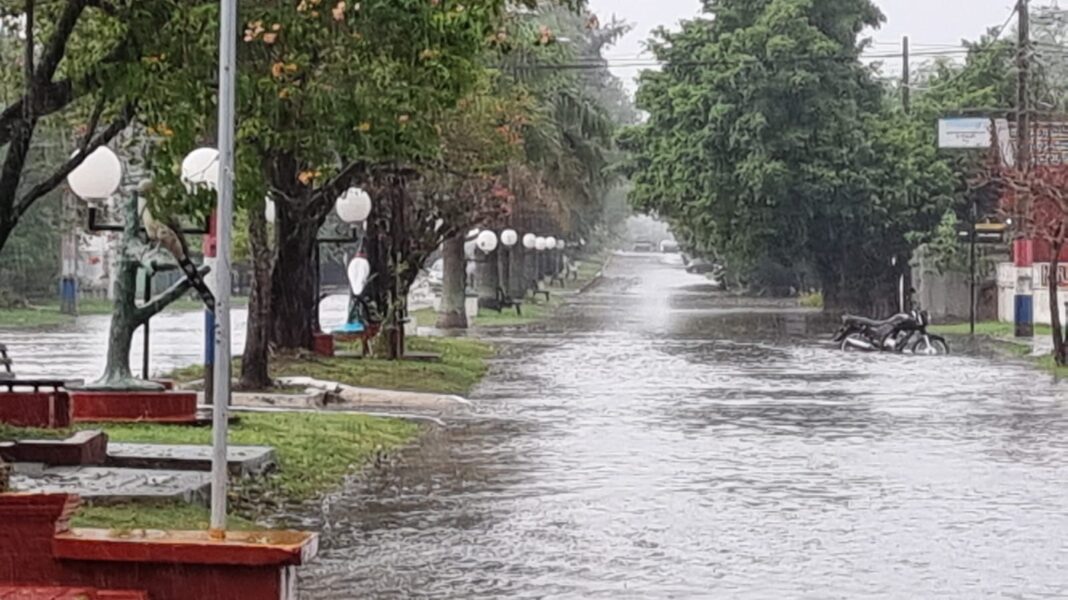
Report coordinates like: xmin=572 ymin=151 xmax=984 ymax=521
xmin=587 ymin=0 xmax=1056 ymax=91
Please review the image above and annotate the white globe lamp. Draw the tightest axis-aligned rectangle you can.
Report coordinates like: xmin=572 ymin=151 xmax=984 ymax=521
xmin=535 ymin=236 xmax=547 ymax=251
xmin=476 ymin=230 xmax=499 ymax=253
xmin=522 ymin=233 xmax=537 ymax=249
xmin=347 ymin=256 xmax=371 ymax=296
xmin=546 ymin=236 xmax=557 ymax=250
xmin=336 ymin=187 xmax=372 ymax=223
xmin=501 ymin=229 xmax=518 ymax=247
xmin=558 ymin=239 xmax=567 ymax=250
xmin=67 ymin=147 xmax=123 ymax=200
xmin=264 ymin=198 xmax=277 ymax=225
xmin=180 ymin=147 xmax=220 ymax=192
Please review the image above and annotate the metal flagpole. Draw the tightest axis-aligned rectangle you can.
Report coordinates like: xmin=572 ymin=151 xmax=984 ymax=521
xmin=211 ymin=0 xmax=237 ymax=536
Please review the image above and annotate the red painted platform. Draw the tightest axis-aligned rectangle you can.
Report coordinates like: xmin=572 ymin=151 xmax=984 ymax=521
xmin=0 ymin=493 xmax=318 ymax=600
xmin=0 ymin=431 xmax=107 ymax=466
xmin=312 ymin=332 xmax=334 ymax=357
xmin=0 ymin=392 xmax=72 ymax=428
xmin=69 ymin=391 xmax=197 ymax=424
xmin=0 ymin=586 xmax=147 ymax=599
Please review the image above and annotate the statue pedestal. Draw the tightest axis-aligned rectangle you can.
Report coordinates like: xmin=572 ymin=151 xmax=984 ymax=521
xmin=0 ymin=391 xmax=71 ymax=428
xmin=70 ymin=391 xmax=197 ymax=423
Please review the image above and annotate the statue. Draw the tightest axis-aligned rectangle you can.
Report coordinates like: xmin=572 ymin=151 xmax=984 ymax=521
xmin=84 ymin=187 xmax=214 ymax=391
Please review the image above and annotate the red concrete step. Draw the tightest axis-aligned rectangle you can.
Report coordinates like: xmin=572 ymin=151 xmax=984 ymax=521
xmin=0 ymin=586 xmax=147 ymax=599
xmin=69 ymin=391 xmax=196 ymax=424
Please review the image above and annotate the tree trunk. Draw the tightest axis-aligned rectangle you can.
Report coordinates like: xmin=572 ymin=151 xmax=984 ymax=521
xmin=499 ymin=246 xmax=511 ymax=298
xmin=240 ymin=199 xmax=274 ymax=390
xmin=508 ymin=244 xmax=526 ymax=298
xmin=477 ymin=249 xmax=499 ymax=309
xmin=437 ymin=234 xmax=468 ymax=329
xmin=270 ymin=205 xmax=320 ymax=351
xmin=1049 ymin=242 xmax=1066 ymax=366
xmin=526 ymin=250 xmax=538 ymax=295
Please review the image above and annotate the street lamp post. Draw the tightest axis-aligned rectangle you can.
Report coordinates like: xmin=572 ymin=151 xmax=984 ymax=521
xmin=211 ymin=0 xmax=239 ymax=536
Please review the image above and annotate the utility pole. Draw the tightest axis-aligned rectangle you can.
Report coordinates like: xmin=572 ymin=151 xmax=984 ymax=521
xmin=899 ymin=35 xmax=910 ymax=313
xmin=902 ymin=36 xmax=911 ymax=115
xmin=1015 ymin=0 xmax=1035 ymax=339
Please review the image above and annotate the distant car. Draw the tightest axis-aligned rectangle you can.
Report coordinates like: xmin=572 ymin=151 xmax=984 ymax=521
xmin=659 ymin=240 xmax=679 ymax=253
xmin=633 ymin=241 xmax=655 ymax=252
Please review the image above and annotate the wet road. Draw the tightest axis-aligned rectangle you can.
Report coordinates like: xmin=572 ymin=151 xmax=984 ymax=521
xmin=299 ymin=253 xmax=1068 ymax=599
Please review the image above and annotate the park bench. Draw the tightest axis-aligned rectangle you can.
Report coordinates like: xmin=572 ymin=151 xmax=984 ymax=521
xmin=0 ymin=344 xmax=68 ymax=392
xmin=492 ymin=287 xmax=523 ymax=315
xmin=530 ymin=282 xmax=551 ymax=302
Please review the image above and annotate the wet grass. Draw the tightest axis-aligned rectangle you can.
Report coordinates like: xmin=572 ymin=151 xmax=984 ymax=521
xmin=3 ymin=412 xmax=420 ymax=530
xmin=412 ymin=301 xmax=556 ymax=329
xmin=74 ymin=502 xmax=260 ymax=532
xmin=931 ymin=321 xmax=1068 ymax=376
xmin=930 ymin=321 xmax=1052 ymax=337
xmin=167 ymin=336 xmax=492 ymax=396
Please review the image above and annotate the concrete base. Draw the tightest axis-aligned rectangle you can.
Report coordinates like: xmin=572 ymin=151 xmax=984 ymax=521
xmin=11 ymin=465 xmax=210 ymax=505
xmin=70 ymin=391 xmax=197 ymax=424
xmin=107 ymin=443 xmax=277 ymax=477
xmin=0 ymin=493 xmax=318 ymax=600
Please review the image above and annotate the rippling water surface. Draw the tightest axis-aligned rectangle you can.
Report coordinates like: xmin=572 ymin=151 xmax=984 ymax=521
xmin=297 ymin=254 xmax=1068 ymax=599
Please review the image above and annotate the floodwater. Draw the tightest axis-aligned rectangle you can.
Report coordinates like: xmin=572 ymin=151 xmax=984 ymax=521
xmin=296 ymin=253 xmax=1068 ymax=599
xmin=0 ymin=279 xmax=434 ymax=381
xmin=0 ymin=296 xmax=346 ymax=381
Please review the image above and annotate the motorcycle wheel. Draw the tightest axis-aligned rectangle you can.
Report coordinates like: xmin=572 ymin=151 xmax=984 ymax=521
xmin=911 ymin=335 xmax=949 ymax=356
xmin=841 ymin=334 xmax=872 ymax=352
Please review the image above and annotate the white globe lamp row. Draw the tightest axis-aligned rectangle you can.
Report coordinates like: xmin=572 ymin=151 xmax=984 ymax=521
xmin=66 ymin=146 xmax=376 ymax=227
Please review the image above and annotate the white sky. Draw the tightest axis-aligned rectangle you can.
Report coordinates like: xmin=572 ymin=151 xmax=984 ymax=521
xmin=587 ymin=0 xmax=1059 ymax=91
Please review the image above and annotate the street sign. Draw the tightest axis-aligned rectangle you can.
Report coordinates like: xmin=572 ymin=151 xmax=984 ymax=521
xmin=939 ymin=118 xmax=993 ymax=149
xmin=958 ymin=222 xmax=1007 ymax=245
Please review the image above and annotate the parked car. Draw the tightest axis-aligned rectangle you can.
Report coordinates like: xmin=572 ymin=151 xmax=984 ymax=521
xmin=633 ymin=240 xmax=655 ymax=252
xmin=685 ymin=258 xmax=718 ymax=274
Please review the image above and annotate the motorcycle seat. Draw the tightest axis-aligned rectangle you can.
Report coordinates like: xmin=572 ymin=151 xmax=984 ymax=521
xmin=842 ymin=315 xmax=893 ymax=328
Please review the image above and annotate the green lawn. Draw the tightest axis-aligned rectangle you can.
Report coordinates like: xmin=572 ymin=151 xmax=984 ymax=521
xmin=3 ymin=411 xmax=420 ymax=530
xmin=168 ymin=335 xmax=494 ymax=396
xmin=931 ymin=321 xmax=1068 ymax=376
xmin=930 ymin=321 xmax=1053 ymax=337
xmin=412 ymin=301 xmax=555 ymax=329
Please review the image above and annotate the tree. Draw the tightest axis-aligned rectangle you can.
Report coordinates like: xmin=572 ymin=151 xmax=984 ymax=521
xmin=620 ymin=0 xmax=958 ymax=312
xmin=0 ymin=1 xmax=194 ymax=255
xmin=1000 ymin=162 xmax=1068 ymax=365
xmin=136 ymin=1 xmax=539 ymax=382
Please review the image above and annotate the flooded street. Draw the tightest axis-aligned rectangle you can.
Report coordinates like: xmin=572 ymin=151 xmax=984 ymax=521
xmin=301 ymin=253 xmax=1068 ymax=599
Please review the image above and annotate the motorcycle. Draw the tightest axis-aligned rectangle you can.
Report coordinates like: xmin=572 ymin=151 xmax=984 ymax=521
xmin=833 ymin=308 xmax=950 ymax=355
